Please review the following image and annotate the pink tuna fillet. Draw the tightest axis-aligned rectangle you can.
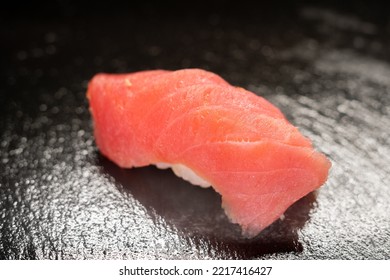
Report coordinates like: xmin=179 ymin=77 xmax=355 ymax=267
xmin=87 ymin=68 xmax=331 ymax=237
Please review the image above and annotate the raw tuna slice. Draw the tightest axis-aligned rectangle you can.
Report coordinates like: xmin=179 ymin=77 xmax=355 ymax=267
xmin=87 ymin=68 xmax=331 ymax=237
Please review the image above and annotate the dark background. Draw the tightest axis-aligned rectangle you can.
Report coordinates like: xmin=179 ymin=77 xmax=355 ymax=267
xmin=1 ymin=0 xmax=390 ymax=259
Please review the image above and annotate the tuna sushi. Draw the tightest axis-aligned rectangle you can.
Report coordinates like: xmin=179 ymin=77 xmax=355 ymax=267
xmin=87 ymin=68 xmax=331 ymax=237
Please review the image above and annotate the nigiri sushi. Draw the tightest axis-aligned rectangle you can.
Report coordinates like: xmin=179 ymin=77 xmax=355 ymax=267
xmin=87 ymin=68 xmax=331 ymax=237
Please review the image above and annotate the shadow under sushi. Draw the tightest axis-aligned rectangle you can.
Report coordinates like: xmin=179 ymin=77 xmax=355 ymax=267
xmin=98 ymin=154 xmax=317 ymax=259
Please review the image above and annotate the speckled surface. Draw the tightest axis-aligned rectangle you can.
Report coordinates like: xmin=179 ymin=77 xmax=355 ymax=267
xmin=1 ymin=1 xmax=390 ymax=259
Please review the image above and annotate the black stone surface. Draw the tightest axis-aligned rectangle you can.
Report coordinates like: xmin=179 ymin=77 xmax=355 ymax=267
xmin=1 ymin=1 xmax=389 ymax=259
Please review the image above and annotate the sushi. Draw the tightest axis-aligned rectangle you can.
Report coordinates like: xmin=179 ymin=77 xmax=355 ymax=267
xmin=87 ymin=68 xmax=331 ymax=237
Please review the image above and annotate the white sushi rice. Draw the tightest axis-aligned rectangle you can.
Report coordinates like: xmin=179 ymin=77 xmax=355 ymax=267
xmin=155 ymin=162 xmax=211 ymax=188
